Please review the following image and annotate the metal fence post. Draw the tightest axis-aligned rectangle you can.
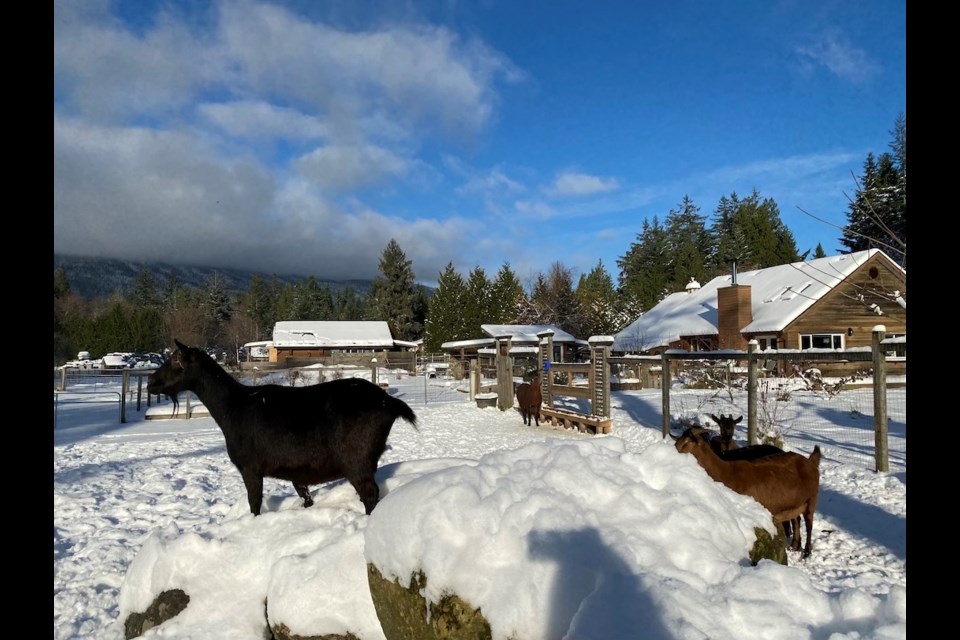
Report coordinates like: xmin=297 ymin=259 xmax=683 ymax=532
xmin=872 ymin=326 xmax=889 ymax=472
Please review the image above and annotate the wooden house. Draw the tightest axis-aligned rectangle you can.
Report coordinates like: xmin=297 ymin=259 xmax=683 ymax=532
xmin=612 ymin=249 xmax=906 ymax=357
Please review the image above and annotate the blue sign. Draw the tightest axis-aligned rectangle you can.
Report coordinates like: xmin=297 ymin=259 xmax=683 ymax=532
xmin=544 ymin=359 xmax=551 ymax=371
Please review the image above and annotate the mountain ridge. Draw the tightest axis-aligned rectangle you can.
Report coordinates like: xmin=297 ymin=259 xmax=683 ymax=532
xmin=53 ymin=254 xmax=375 ymax=300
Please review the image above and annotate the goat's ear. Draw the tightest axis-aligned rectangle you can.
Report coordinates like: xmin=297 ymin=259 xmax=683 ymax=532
xmin=734 ymin=415 xmax=743 ymax=424
xmin=669 ymin=432 xmax=680 ymax=441
xmin=708 ymin=414 xmax=720 ymax=424
xmin=174 ymin=339 xmax=188 ymax=351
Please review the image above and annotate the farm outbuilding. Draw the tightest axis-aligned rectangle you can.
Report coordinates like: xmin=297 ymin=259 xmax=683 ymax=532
xmin=244 ymin=321 xmax=418 ymax=368
xmin=612 ymin=249 xmax=906 ymax=357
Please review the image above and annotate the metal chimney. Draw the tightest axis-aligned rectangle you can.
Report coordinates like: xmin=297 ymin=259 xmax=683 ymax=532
xmin=731 ymin=261 xmax=738 ymax=285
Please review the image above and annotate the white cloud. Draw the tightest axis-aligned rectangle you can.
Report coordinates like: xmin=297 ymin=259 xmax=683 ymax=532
xmin=514 ymin=199 xmax=557 ymax=220
xmin=456 ymin=167 xmax=526 ymax=195
xmin=295 ymin=144 xmax=409 ymax=192
xmin=197 ymin=101 xmax=329 ymax=141
xmin=795 ymin=29 xmax=880 ymax=84
xmin=546 ymin=171 xmax=620 ymax=198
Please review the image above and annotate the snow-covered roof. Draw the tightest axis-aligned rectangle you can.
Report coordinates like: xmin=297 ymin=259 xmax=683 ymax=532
xmin=272 ymin=321 xmax=397 ymax=348
xmin=480 ymin=324 xmax=582 ymax=343
xmin=613 ymin=249 xmax=903 ymax=352
xmin=442 ymin=325 xmax=586 ymax=352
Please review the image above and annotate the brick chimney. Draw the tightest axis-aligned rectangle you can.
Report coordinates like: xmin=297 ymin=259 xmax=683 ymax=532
xmin=717 ymin=265 xmax=752 ymax=349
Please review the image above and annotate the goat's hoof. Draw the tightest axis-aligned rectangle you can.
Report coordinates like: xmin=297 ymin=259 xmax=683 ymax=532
xmin=303 ymin=498 xmax=314 ymax=508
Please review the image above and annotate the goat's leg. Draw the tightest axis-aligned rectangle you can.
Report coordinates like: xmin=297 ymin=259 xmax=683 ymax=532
xmin=801 ymin=511 xmax=814 ymax=559
xmin=240 ymin=469 xmax=264 ymax=516
xmin=293 ymin=483 xmax=314 ymax=508
xmin=349 ymin=474 xmax=380 ymax=515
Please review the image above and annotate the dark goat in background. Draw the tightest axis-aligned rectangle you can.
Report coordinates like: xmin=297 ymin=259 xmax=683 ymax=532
xmin=708 ymin=413 xmax=742 ymax=453
xmin=515 ymin=382 xmax=542 ymax=426
xmin=147 ymin=340 xmax=418 ymax=516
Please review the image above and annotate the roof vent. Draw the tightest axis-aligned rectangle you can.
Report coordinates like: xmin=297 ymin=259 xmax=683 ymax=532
xmin=685 ymin=277 xmax=701 ymax=294
xmin=731 ymin=261 xmax=738 ymax=285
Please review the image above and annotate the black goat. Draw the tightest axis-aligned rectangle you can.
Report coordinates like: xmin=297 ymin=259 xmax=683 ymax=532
xmin=708 ymin=413 xmax=742 ymax=453
xmin=147 ymin=340 xmax=418 ymax=516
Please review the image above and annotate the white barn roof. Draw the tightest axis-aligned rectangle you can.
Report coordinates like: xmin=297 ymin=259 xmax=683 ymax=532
xmin=442 ymin=324 xmax=586 ymax=352
xmin=613 ymin=249 xmax=902 ymax=352
xmin=272 ymin=321 xmax=397 ymax=348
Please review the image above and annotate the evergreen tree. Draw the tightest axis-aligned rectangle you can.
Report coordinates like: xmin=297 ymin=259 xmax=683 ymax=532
xmin=575 ymin=260 xmax=624 ymax=337
xmin=617 ymin=215 xmax=671 ymax=312
xmin=813 ymin=243 xmax=826 ymax=259
xmin=664 ymin=196 xmax=711 ymax=292
xmin=54 ymin=265 xmax=71 ymax=299
xmin=712 ymin=190 xmax=798 ymax=272
xmin=130 ymin=266 xmax=160 ymax=309
xmin=840 ymin=114 xmax=906 ymax=268
xmin=526 ymin=262 xmax=582 ymax=335
xmin=423 ymin=263 xmax=467 ymax=352
xmin=487 ymin=262 xmax=526 ymax=325
xmin=462 ymin=267 xmax=491 ymax=339
xmin=245 ymin=274 xmax=274 ymax=340
xmin=369 ymin=239 xmax=422 ymax=340
xmin=332 ymin=287 xmax=367 ymax=321
xmin=202 ymin=272 xmax=232 ymax=344
xmin=291 ymin=277 xmax=334 ymax=321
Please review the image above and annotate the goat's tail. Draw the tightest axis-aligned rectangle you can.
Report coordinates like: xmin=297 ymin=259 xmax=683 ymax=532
xmin=810 ymin=445 xmax=822 ymax=467
xmin=388 ymin=395 xmax=420 ymax=431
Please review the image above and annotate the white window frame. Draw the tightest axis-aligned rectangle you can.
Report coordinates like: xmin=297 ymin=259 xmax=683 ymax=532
xmin=800 ymin=333 xmax=844 ymax=350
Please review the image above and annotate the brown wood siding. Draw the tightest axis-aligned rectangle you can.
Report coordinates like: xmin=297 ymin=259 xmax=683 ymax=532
xmin=780 ymin=253 xmax=906 ymax=350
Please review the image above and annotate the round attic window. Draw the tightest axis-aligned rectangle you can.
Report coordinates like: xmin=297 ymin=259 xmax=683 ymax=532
xmin=868 ymin=266 xmax=879 ymax=279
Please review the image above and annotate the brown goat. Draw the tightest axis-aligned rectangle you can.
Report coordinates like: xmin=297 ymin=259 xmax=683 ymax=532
xmin=708 ymin=413 xmax=742 ymax=453
xmin=685 ymin=426 xmax=802 ymax=547
xmin=515 ymin=382 xmax=542 ymax=426
xmin=672 ymin=427 xmax=821 ymax=559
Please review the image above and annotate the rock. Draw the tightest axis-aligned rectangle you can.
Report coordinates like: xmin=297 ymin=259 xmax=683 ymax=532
xmin=270 ymin=621 xmax=360 ymax=640
xmin=749 ymin=521 xmax=789 ymax=566
xmin=366 ymin=564 xmax=492 ymax=640
xmin=123 ymin=588 xmax=190 ymax=639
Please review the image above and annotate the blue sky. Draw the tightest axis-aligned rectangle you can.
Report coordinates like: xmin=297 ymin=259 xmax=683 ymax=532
xmin=53 ymin=0 xmax=906 ymax=288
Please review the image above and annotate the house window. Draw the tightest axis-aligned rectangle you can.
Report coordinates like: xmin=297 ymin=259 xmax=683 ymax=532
xmin=800 ymin=333 xmax=843 ymax=350
xmin=755 ymin=335 xmax=778 ymax=350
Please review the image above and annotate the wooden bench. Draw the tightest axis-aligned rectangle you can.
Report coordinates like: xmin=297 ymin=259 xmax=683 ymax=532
xmin=538 ymin=407 xmax=612 ymax=435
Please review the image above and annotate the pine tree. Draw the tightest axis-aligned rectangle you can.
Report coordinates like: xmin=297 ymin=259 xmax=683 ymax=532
xmin=130 ymin=266 xmax=160 ymax=309
xmin=713 ymin=190 xmax=798 ymax=271
xmin=617 ymin=215 xmax=671 ymax=312
xmin=488 ymin=262 xmax=526 ymax=325
xmin=462 ymin=267 xmax=491 ymax=339
xmin=664 ymin=196 xmax=711 ymax=292
xmin=369 ymin=239 xmax=422 ymax=341
xmin=333 ymin=287 xmax=367 ymax=321
xmin=526 ymin=262 xmax=582 ymax=335
xmin=813 ymin=243 xmax=826 ymax=259
xmin=840 ymin=113 xmax=906 ymax=268
xmin=575 ymin=260 xmax=623 ymax=337
xmin=245 ymin=274 xmax=274 ymax=340
xmin=202 ymin=272 xmax=232 ymax=344
xmin=54 ymin=265 xmax=71 ymax=299
xmin=423 ymin=263 xmax=467 ymax=352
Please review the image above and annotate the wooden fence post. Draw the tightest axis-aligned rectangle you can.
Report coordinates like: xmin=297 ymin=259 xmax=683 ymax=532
xmin=747 ymin=340 xmax=758 ymax=446
xmin=538 ymin=330 xmax=555 ymax=410
xmin=872 ymin=326 xmax=889 ymax=472
xmin=588 ymin=336 xmax=614 ymax=419
xmin=496 ymin=335 xmax=514 ymax=411
xmin=661 ymin=351 xmax=670 ymax=437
